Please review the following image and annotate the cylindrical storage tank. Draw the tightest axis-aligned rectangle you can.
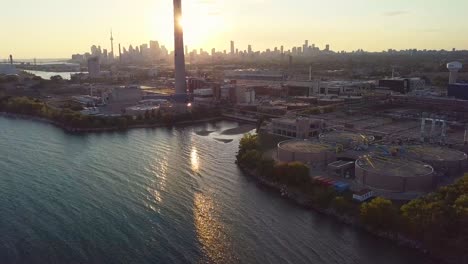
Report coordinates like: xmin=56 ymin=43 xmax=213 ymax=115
xmin=405 ymin=145 xmax=467 ymax=176
xmin=355 ymin=155 xmax=434 ymax=193
xmin=277 ymin=140 xmax=336 ymax=169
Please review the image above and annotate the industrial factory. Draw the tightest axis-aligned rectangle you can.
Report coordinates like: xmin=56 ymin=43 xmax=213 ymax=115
xmin=274 ymin=124 xmax=467 ymax=198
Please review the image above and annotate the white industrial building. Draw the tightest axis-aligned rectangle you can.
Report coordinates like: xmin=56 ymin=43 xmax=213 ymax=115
xmin=0 ymin=64 xmax=19 ymax=75
xmin=236 ymin=86 xmax=256 ymax=104
xmin=193 ymin=88 xmax=214 ymax=104
xmin=106 ymin=86 xmax=143 ymax=104
xmin=270 ymin=117 xmax=326 ymax=139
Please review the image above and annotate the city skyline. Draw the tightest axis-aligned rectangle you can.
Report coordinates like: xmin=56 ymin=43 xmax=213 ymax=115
xmin=3 ymin=0 xmax=468 ymax=59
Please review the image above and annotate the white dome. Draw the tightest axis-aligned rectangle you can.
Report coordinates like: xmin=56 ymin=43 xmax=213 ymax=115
xmin=447 ymin=61 xmax=463 ymax=70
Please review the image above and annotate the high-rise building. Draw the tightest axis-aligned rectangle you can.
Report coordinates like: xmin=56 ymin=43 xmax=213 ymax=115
xmin=173 ymin=0 xmax=187 ymax=97
xmin=230 ymin=41 xmax=235 ymax=55
xmin=149 ymin=40 xmax=160 ymax=59
xmin=91 ymin=45 xmax=99 ymax=56
xmin=87 ymin=56 xmax=101 ymax=77
xmin=325 ymin=44 xmax=330 ymax=51
xmin=248 ymin=45 xmax=252 ymax=54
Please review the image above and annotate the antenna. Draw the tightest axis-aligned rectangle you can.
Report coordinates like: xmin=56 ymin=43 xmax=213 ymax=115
xmin=110 ymin=28 xmax=114 ymax=59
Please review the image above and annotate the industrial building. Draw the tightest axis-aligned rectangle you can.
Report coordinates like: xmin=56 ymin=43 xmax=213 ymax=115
xmin=193 ymin=88 xmax=214 ymax=104
xmin=352 ymin=189 xmax=374 ymax=202
xmin=271 ymin=117 xmax=326 ymax=139
xmin=107 ymin=86 xmax=143 ymax=104
xmin=225 ymin=69 xmax=285 ymax=81
xmin=0 ymin=64 xmax=18 ymax=75
xmin=87 ymin=56 xmax=101 ymax=78
xmin=448 ymin=83 xmax=468 ymax=100
xmin=378 ymin=78 xmax=425 ymax=94
xmin=125 ymin=105 xmax=160 ymax=117
xmin=355 ymin=155 xmax=434 ymax=193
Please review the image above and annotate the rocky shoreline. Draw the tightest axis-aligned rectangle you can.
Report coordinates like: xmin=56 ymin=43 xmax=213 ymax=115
xmin=238 ymin=166 xmax=455 ymax=264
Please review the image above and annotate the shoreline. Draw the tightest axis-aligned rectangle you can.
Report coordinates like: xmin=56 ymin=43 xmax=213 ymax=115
xmin=238 ymin=166 xmax=453 ymax=264
xmin=0 ymin=112 xmax=223 ymax=133
xmin=0 ymin=112 xmax=457 ymax=263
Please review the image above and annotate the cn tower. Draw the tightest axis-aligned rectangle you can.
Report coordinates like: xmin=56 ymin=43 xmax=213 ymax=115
xmin=173 ymin=0 xmax=187 ymax=98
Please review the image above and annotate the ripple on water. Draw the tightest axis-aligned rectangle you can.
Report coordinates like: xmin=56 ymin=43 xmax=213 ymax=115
xmin=0 ymin=118 xmax=436 ymax=264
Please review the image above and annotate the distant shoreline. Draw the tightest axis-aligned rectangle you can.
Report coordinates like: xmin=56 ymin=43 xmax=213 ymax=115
xmin=0 ymin=112 xmax=223 ymax=133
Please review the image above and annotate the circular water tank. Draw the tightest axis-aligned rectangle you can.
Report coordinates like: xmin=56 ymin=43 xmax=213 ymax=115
xmin=447 ymin=61 xmax=463 ymax=70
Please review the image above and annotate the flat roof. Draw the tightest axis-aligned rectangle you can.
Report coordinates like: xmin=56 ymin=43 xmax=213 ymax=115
xmin=355 ymin=189 xmax=373 ymax=196
xmin=356 ymin=155 xmax=433 ymax=177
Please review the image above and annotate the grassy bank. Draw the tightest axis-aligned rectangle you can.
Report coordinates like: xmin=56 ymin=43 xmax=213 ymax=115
xmin=0 ymin=96 xmax=222 ymax=132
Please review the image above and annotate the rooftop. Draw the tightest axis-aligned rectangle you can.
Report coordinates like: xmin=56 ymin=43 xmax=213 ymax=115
xmin=356 ymin=155 xmax=433 ymax=177
xmin=278 ymin=140 xmax=334 ymax=153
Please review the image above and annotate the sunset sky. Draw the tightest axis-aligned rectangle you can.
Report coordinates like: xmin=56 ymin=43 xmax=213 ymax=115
xmin=3 ymin=0 xmax=468 ymax=59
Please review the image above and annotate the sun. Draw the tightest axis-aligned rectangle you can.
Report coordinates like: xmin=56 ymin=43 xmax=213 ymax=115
xmin=149 ymin=1 xmax=227 ymax=51
xmin=181 ymin=12 xmax=224 ymax=48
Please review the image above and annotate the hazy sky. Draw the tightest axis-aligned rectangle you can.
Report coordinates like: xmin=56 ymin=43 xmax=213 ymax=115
xmin=3 ymin=0 xmax=468 ymax=59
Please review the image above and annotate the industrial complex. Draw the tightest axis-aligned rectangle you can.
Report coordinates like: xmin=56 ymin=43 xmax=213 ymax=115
xmin=1 ymin=0 xmax=468 ymax=202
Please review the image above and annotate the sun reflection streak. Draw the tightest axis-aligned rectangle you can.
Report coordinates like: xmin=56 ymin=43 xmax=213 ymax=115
xmin=194 ymin=192 xmax=236 ymax=263
xmin=191 ymin=148 xmax=200 ymax=173
xmin=145 ymin=154 xmax=169 ymax=213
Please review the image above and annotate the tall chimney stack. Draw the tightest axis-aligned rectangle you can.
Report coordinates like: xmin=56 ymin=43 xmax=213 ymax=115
xmin=173 ymin=0 xmax=187 ymax=98
xmin=119 ymin=44 xmax=122 ymax=63
xmin=9 ymin=55 xmax=13 ymax=65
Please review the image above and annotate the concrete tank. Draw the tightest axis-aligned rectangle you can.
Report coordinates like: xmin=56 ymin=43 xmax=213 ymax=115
xmin=355 ymin=155 xmax=434 ymax=193
xmin=405 ymin=145 xmax=467 ymax=176
xmin=277 ymin=140 xmax=336 ymax=169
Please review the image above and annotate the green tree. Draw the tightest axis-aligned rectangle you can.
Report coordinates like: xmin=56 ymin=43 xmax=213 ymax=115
xmin=360 ymin=197 xmax=399 ymax=232
xmin=257 ymin=158 xmax=275 ymax=177
xmin=331 ymin=196 xmax=353 ymax=215
xmin=237 ymin=133 xmax=259 ymax=162
xmin=238 ymin=149 xmax=262 ymax=169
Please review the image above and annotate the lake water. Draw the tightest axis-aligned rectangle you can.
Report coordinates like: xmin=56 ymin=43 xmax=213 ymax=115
xmin=24 ymin=70 xmax=80 ymax=80
xmin=0 ymin=117 xmax=433 ymax=264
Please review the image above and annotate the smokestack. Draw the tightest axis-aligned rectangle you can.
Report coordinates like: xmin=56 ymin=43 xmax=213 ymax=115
xmin=173 ymin=0 xmax=187 ymax=97
xmin=119 ymin=43 xmax=122 ymax=63
xmin=9 ymin=55 xmax=13 ymax=65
